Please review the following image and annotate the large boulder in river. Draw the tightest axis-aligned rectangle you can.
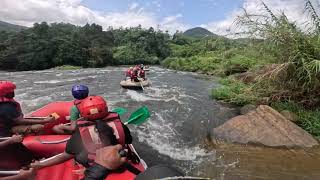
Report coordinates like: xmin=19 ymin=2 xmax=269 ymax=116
xmin=212 ymin=105 xmax=319 ymax=148
xmin=280 ymin=110 xmax=299 ymax=123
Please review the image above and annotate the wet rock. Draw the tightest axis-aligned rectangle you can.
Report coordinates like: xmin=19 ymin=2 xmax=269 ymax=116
xmin=240 ymin=104 xmax=256 ymax=115
xmin=212 ymin=105 xmax=319 ymax=148
xmin=280 ymin=110 xmax=299 ymax=123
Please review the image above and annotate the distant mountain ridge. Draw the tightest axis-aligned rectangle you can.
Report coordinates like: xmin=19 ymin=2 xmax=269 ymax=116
xmin=0 ymin=21 xmax=27 ymax=32
xmin=183 ymin=27 xmax=216 ymax=38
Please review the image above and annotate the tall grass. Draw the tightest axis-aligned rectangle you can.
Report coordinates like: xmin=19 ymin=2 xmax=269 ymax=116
xmin=235 ymin=0 xmax=320 ymax=106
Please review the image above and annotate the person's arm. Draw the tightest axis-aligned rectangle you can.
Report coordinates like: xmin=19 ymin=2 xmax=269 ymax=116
xmin=83 ymin=145 xmax=126 ymax=180
xmin=14 ymin=116 xmax=55 ymax=125
xmin=0 ymin=135 xmax=23 ymax=148
xmin=30 ymin=152 xmax=73 ymax=170
xmin=62 ymin=121 xmax=77 ymax=132
xmin=53 ymin=121 xmax=77 ymax=134
xmin=54 ymin=105 xmax=79 ymax=134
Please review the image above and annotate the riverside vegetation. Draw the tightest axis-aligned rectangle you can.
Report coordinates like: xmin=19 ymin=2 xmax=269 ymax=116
xmin=0 ymin=1 xmax=319 ymax=137
xmin=163 ymin=0 xmax=320 ymax=138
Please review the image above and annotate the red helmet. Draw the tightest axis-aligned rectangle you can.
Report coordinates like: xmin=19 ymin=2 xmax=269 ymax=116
xmin=0 ymin=81 xmax=16 ymax=97
xmin=78 ymin=96 xmax=108 ymax=121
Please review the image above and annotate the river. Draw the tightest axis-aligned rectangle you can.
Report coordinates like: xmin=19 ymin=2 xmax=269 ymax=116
xmin=1 ymin=66 xmax=320 ymax=180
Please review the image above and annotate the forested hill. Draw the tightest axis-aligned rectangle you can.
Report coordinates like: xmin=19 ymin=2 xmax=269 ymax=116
xmin=0 ymin=21 xmax=27 ymax=32
xmin=183 ymin=27 xmax=216 ymax=38
xmin=0 ymin=22 xmax=170 ymax=70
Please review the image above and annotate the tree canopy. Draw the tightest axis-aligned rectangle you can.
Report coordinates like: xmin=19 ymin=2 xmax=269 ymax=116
xmin=0 ymin=22 xmax=171 ymax=70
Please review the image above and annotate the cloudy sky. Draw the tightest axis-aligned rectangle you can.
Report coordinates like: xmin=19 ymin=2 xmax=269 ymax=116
xmin=0 ymin=0 xmax=319 ymax=35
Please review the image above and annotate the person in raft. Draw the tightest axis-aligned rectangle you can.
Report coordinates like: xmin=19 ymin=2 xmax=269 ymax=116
xmin=30 ymin=96 xmax=140 ymax=176
xmin=0 ymin=81 xmax=55 ymax=137
xmin=131 ymin=67 xmax=140 ymax=82
xmin=52 ymin=84 xmax=89 ymax=134
xmin=138 ymin=68 xmax=146 ymax=80
xmin=125 ymin=67 xmax=134 ymax=80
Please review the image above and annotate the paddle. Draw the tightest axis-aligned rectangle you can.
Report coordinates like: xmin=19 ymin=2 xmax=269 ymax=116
xmin=111 ymin=107 xmax=128 ymax=115
xmin=24 ymin=112 xmax=60 ymax=120
xmin=0 ymin=153 xmax=64 ymax=175
xmin=24 ymin=117 xmax=47 ymax=119
xmin=124 ymin=106 xmax=150 ymax=125
xmin=139 ymin=80 xmax=145 ymax=91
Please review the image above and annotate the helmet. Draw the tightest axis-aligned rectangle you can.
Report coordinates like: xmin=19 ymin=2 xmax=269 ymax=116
xmin=78 ymin=96 xmax=108 ymax=121
xmin=0 ymin=81 xmax=16 ymax=97
xmin=72 ymin=85 xmax=89 ymax=100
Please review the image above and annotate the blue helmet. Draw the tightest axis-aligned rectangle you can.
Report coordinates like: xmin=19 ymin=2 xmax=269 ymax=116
xmin=72 ymin=84 xmax=89 ymax=100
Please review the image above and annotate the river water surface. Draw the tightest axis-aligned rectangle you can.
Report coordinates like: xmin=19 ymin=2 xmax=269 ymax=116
xmin=1 ymin=67 xmax=320 ymax=180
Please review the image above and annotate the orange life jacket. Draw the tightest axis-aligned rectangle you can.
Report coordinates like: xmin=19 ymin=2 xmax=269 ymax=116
xmin=77 ymin=112 xmax=126 ymax=155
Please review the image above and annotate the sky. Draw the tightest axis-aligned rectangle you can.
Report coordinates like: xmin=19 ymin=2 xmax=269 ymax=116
xmin=0 ymin=0 xmax=319 ymax=36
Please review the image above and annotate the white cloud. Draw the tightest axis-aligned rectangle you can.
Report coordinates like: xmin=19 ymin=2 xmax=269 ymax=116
xmin=2 ymin=0 xmax=315 ymax=36
xmin=204 ymin=0 xmax=320 ymax=37
xmin=129 ymin=2 xmax=139 ymax=10
xmin=0 ymin=0 xmax=187 ymax=33
xmin=161 ymin=14 xmax=190 ymax=34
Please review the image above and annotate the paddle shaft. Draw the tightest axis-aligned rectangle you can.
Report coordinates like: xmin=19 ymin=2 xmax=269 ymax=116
xmin=0 ymin=153 xmax=64 ymax=175
xmin=0 ymin=137 xmax=10 ymax=141
xmin=138 ymin=79 xmax=145 ymax=91
xmin=24 ymin=117 xmax=47 ymax=119
xmin=0 ymin=170 xmax=20 ymax=175
xmin=140 ymin=81 xmax=144 ymax=91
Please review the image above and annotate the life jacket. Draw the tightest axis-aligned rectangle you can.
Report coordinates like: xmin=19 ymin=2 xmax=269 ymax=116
xmin=76 ymin=112 xmax=126 ymax=157
xmin=139 ymin=70 xmax=145 ymax=78
xmin=126 ymin=69 xmax=133 ymax=77
xmin=0 ymin=98 xmax=22 ymax=129
xmin=131 ymin=69 xmax=138 ymax=79
xmin=77 ymin=113 xmax=142 ymax=175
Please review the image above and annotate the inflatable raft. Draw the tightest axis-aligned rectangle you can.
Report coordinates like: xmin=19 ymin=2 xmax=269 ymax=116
xmin=120 ymin=79 xmax=151 ymax=90
xmin=0 ymin=101 xmax=146 ymax=180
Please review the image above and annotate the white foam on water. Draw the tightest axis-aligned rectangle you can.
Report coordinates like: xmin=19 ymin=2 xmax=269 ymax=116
xmin=125 ymin=84 xmax=196 ymax=105
xmin=126 ymin=90 xmax=184 ymax=104
xmin=34 ymin=80 xmax=62 ymax=84
xmin=99 ymin=69 xmax=114 ymax=72
xmin=20 ymin=96 xmax=53 ymax=109
xmin=87 ymin=75 xmax=98 ymax=78
xmin=148 ymin=86 xmax=197 ymax=103
xmin=136 ymin=112 xmax=213 ymax=162
xmin=126 ymin=90 xmax=153 ymax=101
xmin=34 ymin=77 xmax=89 ymax=84
xmin=15 ymin=92 xmax=28 ymax=99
